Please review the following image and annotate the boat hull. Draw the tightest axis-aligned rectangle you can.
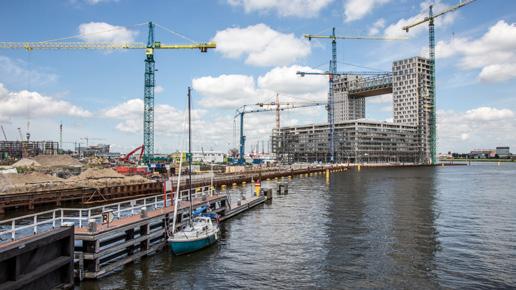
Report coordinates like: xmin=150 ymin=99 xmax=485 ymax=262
xmin=169 ymin=233 xmax=218 ymax=255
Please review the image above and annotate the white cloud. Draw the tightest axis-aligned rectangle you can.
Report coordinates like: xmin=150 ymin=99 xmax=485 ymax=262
xmin=102 ymin=98 xmax=204 ymax=136
xmin=155 ymin=85 xmax=164 ymax=94
xmin=431 ymin=20 xmax=516 ymax=82
xmin=227 ymin=0 xmax=332 ymax=18
xmin=0 ymin=83 xmax=91 ymax=122
xmin=257 ymin=65 xmax=327 ymax=98
xmin=212 ymin=24 xmax=311 ymax=67
xmin=369 ymin=18 xmax=385 ymax=35
xmin=78 ymin=22 xmax=137 ymax=43
xmin=344 ymin=0 xmax=390 ymax=22
xmin=384 ymin=0 xmax=458 ymax=38
xmin=367 ymin=93 xmax=391 ymax=104
xmin=438 ymin=107 xmax=516 ymax=152
xmin=0 ymin=56 xmax=58 ymax=87
xmin=85 ymin=0 xmax=118 ymax=4
xmin=192 ymin=65 xmax=328 ymax=109
xmin=464 ymin=107 xmax=514 ymax=121
xmin=192 ymin=74 xmax=259 ymax=108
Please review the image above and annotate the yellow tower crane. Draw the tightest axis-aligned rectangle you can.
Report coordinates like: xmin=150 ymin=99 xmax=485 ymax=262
xmin=0 ymin=22 xmax=216 ymax=162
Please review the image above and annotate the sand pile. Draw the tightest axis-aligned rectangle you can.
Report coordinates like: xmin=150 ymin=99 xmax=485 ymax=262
xmin=0 ymin=168 xmax=153 ymax=194
xmin=69 ymin=168 xmax=125 ymax=180
xmin=0 ymin=172 xmax=66 ymax=194
xmin=12 ymin=158 xmax=41 ymax=167
xmin=67 ymin=168 xmax=152 ymax=187
xmin=33 ymin=155 xmax=82 ymax=167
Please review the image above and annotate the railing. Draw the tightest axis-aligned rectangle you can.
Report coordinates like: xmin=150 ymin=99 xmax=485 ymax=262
xmin=348 ymin=73 xmax=392 ymax=94
xmin=0 ymin=186 xmax=214 ymax=243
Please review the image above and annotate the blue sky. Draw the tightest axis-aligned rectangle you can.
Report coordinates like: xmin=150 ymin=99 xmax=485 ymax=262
xmin=0 ymin=0 xmax=515 ymax=154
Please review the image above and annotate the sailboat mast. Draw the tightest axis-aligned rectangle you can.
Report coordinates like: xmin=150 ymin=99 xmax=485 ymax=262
xmin=188 ymin=87 xmax=193 ymax=223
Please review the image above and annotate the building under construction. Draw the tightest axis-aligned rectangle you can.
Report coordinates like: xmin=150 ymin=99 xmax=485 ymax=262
xmin=274 ymin=56 xmax=433 ymax=164
xmin=0 ymin=140 xmax=59 ymax=160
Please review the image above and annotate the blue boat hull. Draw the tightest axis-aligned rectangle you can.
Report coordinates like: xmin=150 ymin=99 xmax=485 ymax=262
xmin=169 ymin=234 xmax=218 ymax=255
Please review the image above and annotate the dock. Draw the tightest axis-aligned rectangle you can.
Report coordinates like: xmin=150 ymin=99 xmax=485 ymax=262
xmin=0 ymin=164 xmax=346 ymax=213
xmin=0 ymin=186 xmax=269 ymax=280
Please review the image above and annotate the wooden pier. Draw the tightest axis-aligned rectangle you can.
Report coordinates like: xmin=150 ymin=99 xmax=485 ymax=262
xmin=1 ymin=186 xmax=270 ymax=280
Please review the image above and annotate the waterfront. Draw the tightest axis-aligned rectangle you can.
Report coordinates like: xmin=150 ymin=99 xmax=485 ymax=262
xmin=81 ymin=163 xmax=516 ymax=289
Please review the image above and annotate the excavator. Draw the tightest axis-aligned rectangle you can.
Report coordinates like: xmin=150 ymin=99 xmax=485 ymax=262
xmin=115 ymin=145 xmax=148 ymax=175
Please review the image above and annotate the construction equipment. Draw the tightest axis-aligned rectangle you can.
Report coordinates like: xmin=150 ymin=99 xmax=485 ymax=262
xmin=402 ymin=0 xmax=475 ymax=164
xmin=0 ymin=22 xmax=216 ymax=162
xmin=235 ymin=100 xmax=327 ymax=165
xmin=119 ymin=144 xmax=145 ymax=164
xmin=304 ymin=28 xmax=404 ymax=163
xmin=17 ymin=127 xmax=29 ymax=158
xmin=1 ymin=125 xmax=7 ymax=141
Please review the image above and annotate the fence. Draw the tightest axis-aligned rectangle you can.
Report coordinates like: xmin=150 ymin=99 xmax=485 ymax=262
xmin=0 ymin=186 xmax=213 ymax=243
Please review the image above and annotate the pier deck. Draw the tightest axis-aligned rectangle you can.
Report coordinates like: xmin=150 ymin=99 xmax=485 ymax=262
xmin=1 ymin=187 xmax=268 ymax=280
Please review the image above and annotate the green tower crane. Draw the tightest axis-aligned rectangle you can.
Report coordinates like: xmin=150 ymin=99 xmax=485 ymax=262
xmin=0 ymin=22 xmax=216 ymax=162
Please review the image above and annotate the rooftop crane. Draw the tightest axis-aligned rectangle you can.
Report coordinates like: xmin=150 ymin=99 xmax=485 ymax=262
xmin=304 ymin=28 xmax=404 ymax=163
xmin=402 ymin=0 xmax=475 ymax=165
xmin=235 ymin=100 xmax=327 ymax=165
xmin=0 ymin=22 xmax=216 ymax=162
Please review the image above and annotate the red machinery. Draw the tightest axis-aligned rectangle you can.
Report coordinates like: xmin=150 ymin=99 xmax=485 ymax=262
xmin=116 ymin=144 xmax=147 ymax=175
xmin=119 ymin=144 xmax=145 ymax=164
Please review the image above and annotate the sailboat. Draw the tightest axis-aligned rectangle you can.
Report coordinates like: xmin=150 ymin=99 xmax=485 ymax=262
xmin=167 ymin=87 xmax=220 ymax=255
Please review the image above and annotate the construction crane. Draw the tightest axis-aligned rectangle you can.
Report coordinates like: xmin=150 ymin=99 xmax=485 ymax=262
xmin=235 ymin=100 xmax=327 ymax=165
xmin=304 ymin=28 xmax=404 ymax=163
xmin=17 ymin=127 xmax=29 ymax=158
xmin=402 ymin=0 xmax=475 ymax=164
xmin=297 ymin=69 xmax=391 ymax=163
xmin=1 ymin=125 xmax=7 ymax=141
xmin=0 ymin=21 xmax=216 ymax=162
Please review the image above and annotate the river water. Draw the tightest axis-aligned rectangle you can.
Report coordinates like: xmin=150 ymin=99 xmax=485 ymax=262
xmin=81 ymin=163 xmax=516 ymax=289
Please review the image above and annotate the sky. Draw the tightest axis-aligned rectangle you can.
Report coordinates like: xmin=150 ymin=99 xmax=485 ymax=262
xmin=0 ymin=0 xmax=515 ymax=154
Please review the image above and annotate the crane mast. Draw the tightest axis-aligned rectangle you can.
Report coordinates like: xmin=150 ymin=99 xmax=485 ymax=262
xmin=144 ymin=22 xmax=156 ymax=162
xmin=0 ymin=22 xmax=216 ymax=163
xmin=402 ymin=0 xmax=475 ymax=164
xmin=235 ymin=100 xmax=327 ymax=164
xmin=304 ymin=28 xmax=404 ymax=163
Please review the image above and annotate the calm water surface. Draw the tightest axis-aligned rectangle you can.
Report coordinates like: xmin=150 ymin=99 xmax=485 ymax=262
xmin=81 ymin=164 xmax=516 ymax=289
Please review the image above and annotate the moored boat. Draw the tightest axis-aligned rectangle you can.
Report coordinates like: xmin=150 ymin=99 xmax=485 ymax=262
xmin=168 ymin=216 xmax=219 ymax=255
xmin=167 ymin=87 xmax=220 ymax=255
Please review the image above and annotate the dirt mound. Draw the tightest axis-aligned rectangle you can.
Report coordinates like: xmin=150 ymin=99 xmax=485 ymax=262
xmin=66 ymin=168 xmax=152 ymax=187
xmin=33 ymin=155 xmax=82 ymax=167
xmin=0 ymin=168 xmax=153 ymax=194
xmin=69 ymin=168 xmax=125 ymax=180
xmin=0 ymin=172 xmax=66 ymax=194
xmin=12 ymin=158 xmax=41 ymax=167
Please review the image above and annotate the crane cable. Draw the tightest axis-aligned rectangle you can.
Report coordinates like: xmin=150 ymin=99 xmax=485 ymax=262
xmin=153 ymin=23 xmax=197 ymax=44
xmin=35 ymin=22 xmax=148 ymax=43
